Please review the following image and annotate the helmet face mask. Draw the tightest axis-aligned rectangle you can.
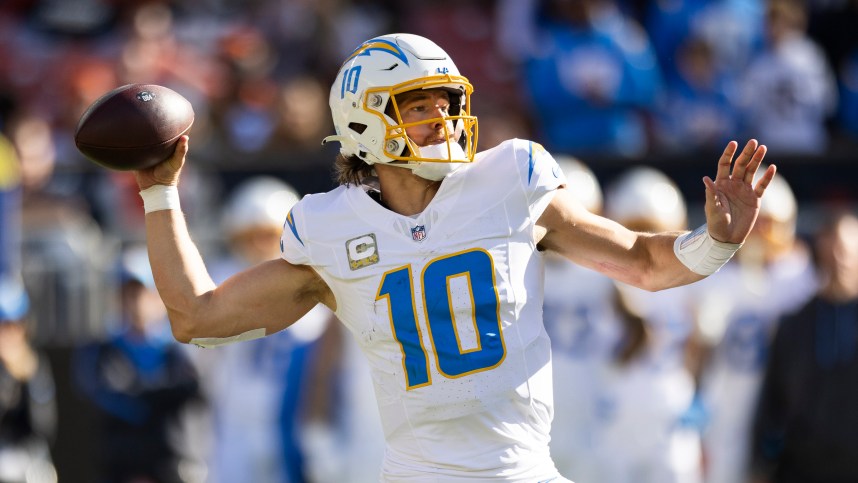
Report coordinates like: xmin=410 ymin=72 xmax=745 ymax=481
xmin=325 ymin=34 xmax=479 ymax=177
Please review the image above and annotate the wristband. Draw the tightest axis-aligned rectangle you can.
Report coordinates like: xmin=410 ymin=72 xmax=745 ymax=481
xmin=140 ymin=185 xmax=181 ymax=213
xmin=673 ymin=224 xmax=741 ymax=276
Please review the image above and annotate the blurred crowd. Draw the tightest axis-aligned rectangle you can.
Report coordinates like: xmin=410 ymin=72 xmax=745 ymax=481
xmin=1 ymin=0 xmax=857 ymax=482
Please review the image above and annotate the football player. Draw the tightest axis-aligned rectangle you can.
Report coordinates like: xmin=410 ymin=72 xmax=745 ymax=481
xmin=694 ymin=169 xmax=816 ymax=483
xmin=588 ymin=167 xmax=703 ymax=483
xmin=199 ymin=177 xmax=332 ymax=483
xmin=541 ymin=157 xmax=613 ymax=482
xmin=133 ymin=33 xmax=775 ymax=481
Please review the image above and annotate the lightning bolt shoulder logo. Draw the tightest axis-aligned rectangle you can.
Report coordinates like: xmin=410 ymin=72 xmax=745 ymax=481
xmin=527 ymin=142 xmax=548 ymax=185
xmin=343 ymin=39 xmax=410 ymax=66
xmin=285 ymin=209 xmax=303 ymax=246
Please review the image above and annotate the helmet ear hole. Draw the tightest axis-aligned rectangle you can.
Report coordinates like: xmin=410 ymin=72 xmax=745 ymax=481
xmin=349 ymin=122 xmax=368 ymax=134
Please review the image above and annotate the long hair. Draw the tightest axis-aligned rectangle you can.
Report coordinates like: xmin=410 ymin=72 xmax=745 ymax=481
xmin=333 ymin=153 xmax=374 ymax=186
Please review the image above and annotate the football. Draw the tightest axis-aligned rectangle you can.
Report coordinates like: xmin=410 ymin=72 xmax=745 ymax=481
xmin=74 ymin=84 xmax=194 ymax=171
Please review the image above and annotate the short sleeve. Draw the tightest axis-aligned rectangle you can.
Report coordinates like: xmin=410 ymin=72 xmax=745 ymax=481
xmin=516 ymin=140 xmax=566 ymax=220
xmin=280 ymin=201 xmax=310 ymax=265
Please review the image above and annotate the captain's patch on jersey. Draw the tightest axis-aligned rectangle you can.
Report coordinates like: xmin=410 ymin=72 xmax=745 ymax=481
xmin=346 ymin=233 xmax=380 ymax=270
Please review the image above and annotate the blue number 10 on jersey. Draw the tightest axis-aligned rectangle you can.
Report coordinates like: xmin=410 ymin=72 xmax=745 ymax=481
xmin=376 ymin=249 xmax=507 ymax=389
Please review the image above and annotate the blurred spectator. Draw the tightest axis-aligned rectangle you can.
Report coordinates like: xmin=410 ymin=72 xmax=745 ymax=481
xmin=73 ymin=246 xmax=204 ymax=483
xmin=117 ymin=3 xmax=225 ymax=103
xmin=404 ymin=0 xmax=523 ymax=116
xmin=693 ymin=169 xmax=817 ymax=483
xmin=494 ymin=0 xmax=541 ymax=65
xmin=321 ymin=0 xmax=402 ymax=73
xmin=520 ymin=0 xmax=662 ymax=158
xmin=645 ymin=0 xmax=765 ymax=83
xmin=221 ymin=75 xmax=280 ymax=155
xmin=807 ymin=1 xmax=858 ymax=146
xmin=0 ymin=275 xmax=58 ymax=483
xmin=249 ymin=0 xmax=338 ymax=81
xmin=196 ymin=177 xmax=330 ymax=483
xmin=10 ymin=111 xmax=112 ymax=345
xmin=652 ymin=36 xmax=740 ymax=153
xmin=807 ymin=0 xmax=858 ymax=81
xmin=274 ymin=76 xmax=330 ymax=153
xmin=9 ymin=113 xmax=87 ymax=214
xmin=750 ymin=210 xmax=858 ymax=483
xmin=736 ymin=0 xmax=838 ymax=154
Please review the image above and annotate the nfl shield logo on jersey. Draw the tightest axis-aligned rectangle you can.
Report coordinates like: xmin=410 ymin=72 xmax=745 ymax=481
xmin=411 ymin=225 xmax=426 ymax=242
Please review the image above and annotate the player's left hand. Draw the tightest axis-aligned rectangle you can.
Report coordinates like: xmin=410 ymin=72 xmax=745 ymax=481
xmin=703 ymin=139 xmax=775 ymax=244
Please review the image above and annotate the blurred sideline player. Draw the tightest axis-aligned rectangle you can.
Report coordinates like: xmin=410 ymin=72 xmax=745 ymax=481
xmin=693 ymin=169 xmax=816 ymax=483
xmin=300 ymin=305 xmax=386 ymax=483
xmin=196 ymin=177 xmax=331 ymax=483
xmin=590 ymin=167 xmax=703 ymax=483
xmin=542 ymin=156 xmax=614 ymax=481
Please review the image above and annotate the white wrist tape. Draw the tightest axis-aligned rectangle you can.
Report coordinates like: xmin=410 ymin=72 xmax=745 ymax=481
xmin=140 ymin=185 xmax=181 ymax=213
xmin=673 ymin=224 xmax=742 ymax=276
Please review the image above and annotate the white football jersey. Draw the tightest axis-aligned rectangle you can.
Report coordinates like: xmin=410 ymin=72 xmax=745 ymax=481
xmin=695 ymin=248 xmax=817 ymax=483
xmin=281 ymin=139 xmax=565 ymax=482
xmin=543 ymin=258 xmax=616 ymax=482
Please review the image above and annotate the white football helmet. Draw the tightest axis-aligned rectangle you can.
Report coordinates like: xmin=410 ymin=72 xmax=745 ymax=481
xmin=604 ymin=167 xmax=687 ymax=232
xmin=740 ymin=165 xmax=798 ymax=261
xmin=756 ymin=164 xmax=796 ymax=225
xmin=222 ymin=176 xmax=301 ymax=235
xmin=555 ymin=155 xmax=603 ymax=214
xmin=323 ymin=34 xmax=478 ymax=179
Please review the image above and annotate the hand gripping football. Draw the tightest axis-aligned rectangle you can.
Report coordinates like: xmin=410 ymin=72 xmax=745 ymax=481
xmin=74 ymin=84 xmax=194 ymax=171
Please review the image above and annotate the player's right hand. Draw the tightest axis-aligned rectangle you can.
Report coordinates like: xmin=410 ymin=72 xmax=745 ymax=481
xmin=135 ymin=135 xmax=189 ymax=191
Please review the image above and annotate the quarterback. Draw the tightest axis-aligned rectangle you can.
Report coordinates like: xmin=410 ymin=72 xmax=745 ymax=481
xmin=134 ymin=34 xmax=775 ymax=481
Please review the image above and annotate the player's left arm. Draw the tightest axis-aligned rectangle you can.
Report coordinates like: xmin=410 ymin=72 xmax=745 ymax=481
xmin=537 ymin=140 xmax=775 ymax=291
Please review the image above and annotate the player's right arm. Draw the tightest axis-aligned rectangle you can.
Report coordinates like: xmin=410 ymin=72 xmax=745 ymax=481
xmin=135 ymin=136 xmax=334 ymax=344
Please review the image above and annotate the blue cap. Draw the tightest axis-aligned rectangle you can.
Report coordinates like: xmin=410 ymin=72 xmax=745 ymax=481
xmin=0 ymin=275 xmax=29 ymax=321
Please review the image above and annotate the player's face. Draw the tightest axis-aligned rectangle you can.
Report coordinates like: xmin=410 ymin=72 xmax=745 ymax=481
xmin=394 ymin=89 xmax=453 ymax=147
